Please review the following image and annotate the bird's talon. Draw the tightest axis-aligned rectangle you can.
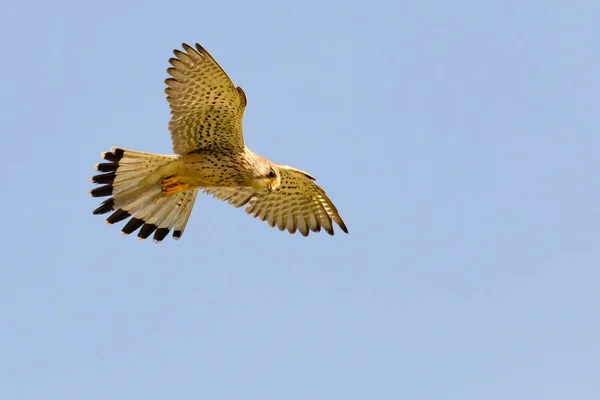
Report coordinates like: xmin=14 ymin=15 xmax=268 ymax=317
xmin=160 ymin=176 xmax=189 ymax=196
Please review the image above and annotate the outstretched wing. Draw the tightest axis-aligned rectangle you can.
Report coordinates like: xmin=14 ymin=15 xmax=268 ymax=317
xmin=205 ymin=167 xmax=348 ymax=236
xmin=165 ymin=43 xmax=247 ymax=155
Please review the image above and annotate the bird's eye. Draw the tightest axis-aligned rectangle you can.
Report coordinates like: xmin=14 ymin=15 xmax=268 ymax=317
xmin=268 ymin=169 xmax=276 ymax=178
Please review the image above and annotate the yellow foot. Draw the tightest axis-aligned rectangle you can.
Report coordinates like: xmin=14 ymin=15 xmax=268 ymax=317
xmin=161 ymin=176 xmax=189 ymax=196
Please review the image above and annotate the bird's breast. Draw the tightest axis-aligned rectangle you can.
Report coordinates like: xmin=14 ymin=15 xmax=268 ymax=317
xmin=178 ymin=152 xmax=249 ymax=188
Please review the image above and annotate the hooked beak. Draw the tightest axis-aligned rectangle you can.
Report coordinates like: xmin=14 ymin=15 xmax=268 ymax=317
xmin=252 ymin=178 xmax=271 ymax=192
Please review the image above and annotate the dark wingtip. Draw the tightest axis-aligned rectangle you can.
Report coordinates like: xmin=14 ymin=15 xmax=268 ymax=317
xmin=338 ymin=221 xmax=349 ymax=234
xmin=194 ymin=43 xmax=207 ymax=55
xmin=173 ymin=49 xmax=185 ymax=60
xmin=298 ymin=227 xmax=310 ymax=237
xmin=173 ymin=230 xmax=183 ymax=240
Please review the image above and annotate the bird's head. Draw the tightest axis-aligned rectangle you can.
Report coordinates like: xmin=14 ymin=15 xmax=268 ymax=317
xmin=252 ymin=163 xmax=281 ymax=192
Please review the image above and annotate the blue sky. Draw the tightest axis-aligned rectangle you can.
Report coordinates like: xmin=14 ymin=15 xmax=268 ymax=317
xmin=1 ymin=0 xmax=599 ymax=398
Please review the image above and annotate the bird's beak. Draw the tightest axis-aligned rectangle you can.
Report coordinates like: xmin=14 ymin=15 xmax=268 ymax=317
xmin=252 ymin=178 xmax=270 ymax=192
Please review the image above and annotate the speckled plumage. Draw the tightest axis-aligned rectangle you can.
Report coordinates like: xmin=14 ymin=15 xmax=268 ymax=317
xmin=166 ymin=44 xmax=247 ymax=154
xmin=91 ymin=43 xmax=347 ymax=241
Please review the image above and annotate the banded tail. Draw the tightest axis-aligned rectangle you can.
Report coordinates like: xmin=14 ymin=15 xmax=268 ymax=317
xmin=90 ymin=147 xmax=198 ymax=242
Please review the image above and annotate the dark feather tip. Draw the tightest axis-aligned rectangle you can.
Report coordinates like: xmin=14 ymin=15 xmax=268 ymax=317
xmin=93 ymin=198 xmax=114 ymax=215
xmin=96 ymin=162 xmax=119 ymax=172
xmin=153 ymin=228 xmax=170 ymax=242
xmin=90 ymin=185 xmax=112 ymax=198
xmin=339 ymin=222 xmax=349 ymax=234
xmin=91 ymin=172 xmax=116 ymax=185
xmin=102 ymin=148 xmax=124 ymax=162
xmin=106 ymin=209 xmax=130 ymax=225
xmin=138 ymin=224 xmax=158 ymax=240
xmin=122 ymin=218 xmax=144 ymax=235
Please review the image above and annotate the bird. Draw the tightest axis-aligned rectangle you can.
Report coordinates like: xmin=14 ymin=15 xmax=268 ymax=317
xmin=90 ymin=43 xmax=348 ymax=242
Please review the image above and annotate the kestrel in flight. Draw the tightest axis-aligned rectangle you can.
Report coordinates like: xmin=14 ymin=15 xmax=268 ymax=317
xmin=91 ymin=43 xmax=348 ymax=242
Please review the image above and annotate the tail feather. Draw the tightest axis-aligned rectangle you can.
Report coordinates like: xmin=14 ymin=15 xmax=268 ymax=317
xmin=91 ymin=147 xmax=199 ymax=242
xmin=173 ymin=190 xmax=198 ymax=239
xmin=113 ymin=185 xmax=162 ymax=211
xmin=153 ymin=195 xmax=181 ymax=227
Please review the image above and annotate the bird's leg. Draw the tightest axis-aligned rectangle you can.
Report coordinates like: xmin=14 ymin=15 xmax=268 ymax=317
xmin=161 ymin=176 xmax=189 ymax=196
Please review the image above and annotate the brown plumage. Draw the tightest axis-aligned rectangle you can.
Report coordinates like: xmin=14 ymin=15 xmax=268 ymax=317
xmin=91 ymin=43 xmax=347 ymax=241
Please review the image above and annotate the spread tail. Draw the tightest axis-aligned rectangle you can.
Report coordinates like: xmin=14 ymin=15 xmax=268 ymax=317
xmin=90 ymin=147 xmax=198 ymax=242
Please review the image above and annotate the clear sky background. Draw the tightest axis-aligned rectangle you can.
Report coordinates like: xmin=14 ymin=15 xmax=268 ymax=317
xmin=1 ymin=0 xmax=599 ymax=399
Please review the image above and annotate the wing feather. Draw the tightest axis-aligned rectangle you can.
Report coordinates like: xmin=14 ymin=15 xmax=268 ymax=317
xmin=206 ymin=168 xmax=347 ymax=235
xmin=166 ymin=43 xmax=246 ymax=154
xmin=296 ymin=209 xmax=309 ymax=236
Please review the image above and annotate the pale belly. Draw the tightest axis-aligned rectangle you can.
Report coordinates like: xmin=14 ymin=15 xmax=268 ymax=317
xmin=176 ymin=152 xmax=248 ymax=188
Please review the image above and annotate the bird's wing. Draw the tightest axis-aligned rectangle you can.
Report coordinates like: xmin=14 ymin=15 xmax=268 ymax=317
xmin=204 ymin=167 xmax=348 ymax=235
xmin=165 ymin=43 xmax=247 ymax=155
